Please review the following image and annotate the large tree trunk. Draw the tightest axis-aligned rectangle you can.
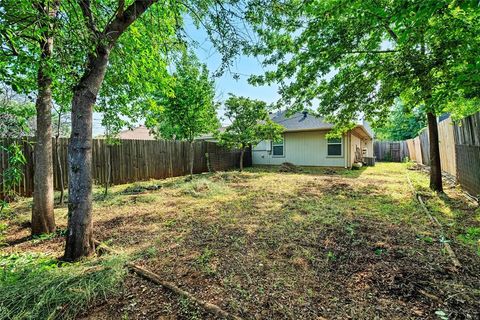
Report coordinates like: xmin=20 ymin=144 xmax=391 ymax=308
xmin=64 ymin=0 xmax=156 ymax=261
xmin=64 ymin=48 xmax=110 ymax=261
xmin=31 ymin=2 xmax=58 ymax=235
xmin=239 ymin=148 xmax=245 ymax=172
xmin=427 ymin=112 xmax=443 ymax=192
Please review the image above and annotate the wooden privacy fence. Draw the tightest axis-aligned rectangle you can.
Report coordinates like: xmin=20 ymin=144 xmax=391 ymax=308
xmin=453 ymin=113 xmax=480 ymax=196
xmin=0 ymin=138 xmax=251 ymax=197
xmin=373 ymin=141 xmax=409 ymax=162
xmin=374 ymin=112 xmax=480 ymax=196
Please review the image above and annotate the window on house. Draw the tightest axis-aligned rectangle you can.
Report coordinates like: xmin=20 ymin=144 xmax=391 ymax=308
xmin=272 ymin=137 xmax=284 ymax=156
xmin=327 ymin=137 xmax=342 ymax=156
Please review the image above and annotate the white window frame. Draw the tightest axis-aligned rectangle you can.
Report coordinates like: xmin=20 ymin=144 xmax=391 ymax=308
xmin=271 ymin=136 xmax=285 ymax=157
xmin=327 ymin=137 xmax=343 ymax=157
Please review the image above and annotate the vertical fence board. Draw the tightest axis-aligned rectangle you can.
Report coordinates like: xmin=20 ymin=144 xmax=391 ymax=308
xmin=375 ymin=113 xmax=479 ymax=196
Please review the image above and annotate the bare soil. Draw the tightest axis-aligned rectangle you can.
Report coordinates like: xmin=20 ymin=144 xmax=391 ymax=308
xmin=2 ymin=163 xmax=479 ymax=319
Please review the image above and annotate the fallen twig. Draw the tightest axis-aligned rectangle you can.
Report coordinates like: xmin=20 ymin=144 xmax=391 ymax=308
xmin=128 ymin=263 xmax=243 ymax=320
xmin=405 ymin=176 xmax=462 ymax=270
xmin=417 ymin=288 xmax=443 ymax=304
xmin=93 ymin=240 xmax=243 ymax=320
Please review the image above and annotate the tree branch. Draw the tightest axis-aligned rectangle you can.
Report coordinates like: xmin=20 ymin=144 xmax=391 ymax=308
xmin=78 ymin=0 xmax=100 ymax=36
xmin=103 ymin=0 xmax=158 ymax=48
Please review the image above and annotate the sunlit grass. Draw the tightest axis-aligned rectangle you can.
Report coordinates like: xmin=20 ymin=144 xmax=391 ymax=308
xmin=0 ymin=253 xmax=128 ymax=320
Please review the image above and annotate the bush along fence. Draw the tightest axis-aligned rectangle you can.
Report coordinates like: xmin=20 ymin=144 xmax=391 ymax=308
xmin=374 ymin=112 xmax=480 ymax=196
xmin=0 ymin=138 xmax=251 ymax=198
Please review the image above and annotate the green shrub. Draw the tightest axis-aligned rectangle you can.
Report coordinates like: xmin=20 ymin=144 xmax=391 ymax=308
xmin=0 ymin=223 xmax=7 ymax=247
xmin=0 ymin=253 xmax=127 ymax=320
xmin=180 ymin=178 xmax=229 ymax=197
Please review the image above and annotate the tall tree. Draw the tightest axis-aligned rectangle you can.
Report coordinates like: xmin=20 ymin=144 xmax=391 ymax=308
xmin=247 ymin=0 xmax=480 ymax=191
xmin=31 ymin=0 xmax=59 ymax=234
xmin=219 ymin=95 xmax=283 ymax=171
xmin=0 ymin=0 xmax=60 ymax=234
xmin=147 ymin=51 xmax=219 ymax=178
xmin=373 ymin=101 xmax=426 ymax=141
xmin=64 ymin=0 xmax=164 ymax=261
xmin=62 ymin=0 xmax=246 ymax=260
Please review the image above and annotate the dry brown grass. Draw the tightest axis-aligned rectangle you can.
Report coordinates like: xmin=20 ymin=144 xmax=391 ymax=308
xmin=1 ymin=163 xmax=479 ymax=319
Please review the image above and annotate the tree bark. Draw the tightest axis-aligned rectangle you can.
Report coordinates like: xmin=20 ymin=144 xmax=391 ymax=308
xmin=239 ymin=148 xmax=245 ymax=172
xmin=189 ymin=141 xmax=195 ymax=178
xmin=64 ymin=0 xmax=157 ymax=261
xmin=31 ymin=2 xmax=58 ymax=235
xmin=64 ymin=48 xmax=110 ymax=261
xmin=427 ymin=112 xmax=443 ymax=192
xmin=55 ymin=114 xmax=65 ymax=204
xmin=55 ymin=134 xmax=64 ymax=205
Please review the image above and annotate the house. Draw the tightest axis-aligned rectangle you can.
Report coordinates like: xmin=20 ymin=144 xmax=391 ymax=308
xmin=117 ymin=125 xmax=155 ymax=140
xmin=252 ymin=110 xmax=374 ymax=168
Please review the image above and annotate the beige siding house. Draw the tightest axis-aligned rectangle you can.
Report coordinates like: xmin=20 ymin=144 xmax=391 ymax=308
xmin=253 ymin=111 xmax=374 ymax=168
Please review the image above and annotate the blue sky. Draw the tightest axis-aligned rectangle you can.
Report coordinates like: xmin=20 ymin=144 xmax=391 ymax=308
xmin=186 ymin=23 xmax=281 ymax=120
xmin=93 ymin=23 xmax=281 ymax=136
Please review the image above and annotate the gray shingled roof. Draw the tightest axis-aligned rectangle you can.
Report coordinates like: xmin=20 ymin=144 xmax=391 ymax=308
xmin=270 ymin=110 xmax=334 ymax=132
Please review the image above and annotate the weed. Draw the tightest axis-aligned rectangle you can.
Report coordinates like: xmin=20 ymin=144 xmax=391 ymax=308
xmin=178 ymin=297 xmax=201 ymax=320
xmin=457 ymin=227 xmax=480 ymax=254
xmin=326 ymin=251 xmax=336 ymax=261
xmin=180 ymin=178 xmax=230 ymax=197
xmin=163 ymin=218 xmax=177 ymax=229
xmin=136 ymin=246 xmax=158 ymax=259
xmin=0 ymin=223 xmax=7 ymax=247
xmin=31 ymin=228 xmax=67 ymax=243
xmin=0 ymin=253 xmax=127 ymax=320
xmin=196 ymin=247 xmax=216 ymax=275
xmin=417 ymin=235 xmax=434 ymax=244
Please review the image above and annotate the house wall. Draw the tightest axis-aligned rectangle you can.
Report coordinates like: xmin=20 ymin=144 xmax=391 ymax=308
xmin=350 ymin=133 xmax=361 ymax=165
xmin=350 ymin=133 xmax=374 ymax=165
xmin=252 ymin=130 xmax=346 ymax=167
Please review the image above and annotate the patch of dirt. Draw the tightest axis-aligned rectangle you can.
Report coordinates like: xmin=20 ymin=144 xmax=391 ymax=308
xmin=278 ymin=162 xmax=302 ymax=173
xmin=313 ymin=219 xmax=480 ymax=319
xmin=81 ymin=274 xmax=219 ymax=320
xmin=3 ymin=163 xmax=480 ymax=320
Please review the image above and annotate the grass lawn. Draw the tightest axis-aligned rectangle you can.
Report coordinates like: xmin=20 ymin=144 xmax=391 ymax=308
xmin=1 ymin=162 xmax=479 ymax=319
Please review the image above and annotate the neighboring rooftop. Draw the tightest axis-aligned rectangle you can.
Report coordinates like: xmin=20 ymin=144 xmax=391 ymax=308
xmin=118 ymin=125 xmax=155 ymax=140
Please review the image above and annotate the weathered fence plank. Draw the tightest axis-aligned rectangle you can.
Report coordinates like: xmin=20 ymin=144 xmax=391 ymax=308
xmin=0 ymin=138 xmax=250 ymax=197
xmin=375 ymin=113 xmax=479 ymax=196
xmin=438 ymin=117 xmax=456 ymax=176
xmin=373 ymin=140 xmax=409 ymax=162
xmin=454 ymin=112 xmax=480 ymax=196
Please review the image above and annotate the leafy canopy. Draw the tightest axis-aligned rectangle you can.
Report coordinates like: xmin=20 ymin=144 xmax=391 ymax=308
xmin=246 ymin=0 xmax=480 ymax=130
xmin=147 ymin=51 xmax=219 ymax=142
xmin=219 ymin=95 xmax=283 ymax=149
xmin=373 ymin=100 xmax=426 ymax=141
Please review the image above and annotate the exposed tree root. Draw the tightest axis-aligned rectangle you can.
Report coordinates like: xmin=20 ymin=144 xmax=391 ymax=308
xmin=93 ymin=240 xmax=243 ymax=320
xmin=405 ymin=176 xmax=462 ymax=270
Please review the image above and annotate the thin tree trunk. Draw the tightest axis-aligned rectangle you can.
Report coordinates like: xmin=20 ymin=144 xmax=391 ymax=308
xmin=189 ymin=141 xmax=194 ymax=178
xmin=427 ymin=112 xmax=443 ymax=192
xmin=54 ymin=135 xmax=64 ymax=205
xmin=64 ymin=48 xmax=110 ymax=261
xmin=55 ymin=113 xmax=65 ymax=205
xmin=239 ymin=148 xmax=245 ymax=172
xmin=32 ymin=2 xmax=58 ymax=235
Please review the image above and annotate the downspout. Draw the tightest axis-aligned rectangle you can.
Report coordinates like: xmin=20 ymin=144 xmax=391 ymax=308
xmin=344 ymin=132 xmax=350 ymax=168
